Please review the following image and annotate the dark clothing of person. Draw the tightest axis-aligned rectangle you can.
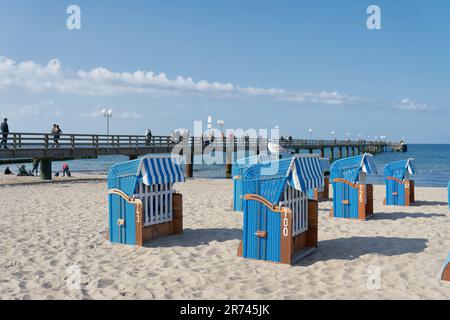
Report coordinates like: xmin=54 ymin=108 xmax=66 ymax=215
xmin=32 ymin=159 xmax=40 ymax=174
xmin=4 ymin=167 xmax=12 ymax=175
xmin=1 ymin=121 xmax=8 ymax=134
xmin=17 ymin=165 xmax=28 ymax=176
xmin=145 ymin=131 xmax=152 ymax=146
xmin=1 ymin=121 xmax=8 ymax=148
xmin=51 ymin=127 xmax=62 ymax=147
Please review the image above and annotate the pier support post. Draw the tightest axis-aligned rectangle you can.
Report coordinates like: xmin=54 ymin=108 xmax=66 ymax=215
xmin=346 ymin=146 xmax=350 ymax=157
xmin=40 ymin=159 xmax=52 ymax=181
xmin=185 ymin=137 xmax=195 ymax=179
xmin=226 ymin=151 xmax=233 ymax=179
xmin=339 ymin=147 xmax=343 ymax=159
xmin=309 ymin=149 xmax=313 ymax=154
xmin=352 ymin=147 xmax=355 ymax=156
xmin=330 ymin=147 xmax=334 ymax=162
xmin=129 ymin=155 xmax=138 ymax=160
xmin=320 ymin=148 xmax=325 ymax=158
xmin=225 ymin=137 xmax=235 ymax=179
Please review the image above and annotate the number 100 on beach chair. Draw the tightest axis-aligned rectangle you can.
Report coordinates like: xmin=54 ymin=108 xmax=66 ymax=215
xmin=237 ymin=155 xmax=324 ymax=265
xmin=107 ymin=155 xmax=185 ymax=246
xmin=330 ymin=153 xmax=378 ymax=220
xmin=384 ymin=159 xmax=416 ymax=206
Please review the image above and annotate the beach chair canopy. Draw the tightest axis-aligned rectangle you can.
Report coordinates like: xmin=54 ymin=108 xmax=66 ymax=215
xmin=384 ymin=158 xmax=416 ymax=181
xmin=232 ymin=154 xmax=280 ymax=177
xmin=108 ymin=155 xmax=185 ymax=196
xmin=330 ymin=153 xmax=377 ymax=184
xmin=243 ymin=155 xmax=324 ymax=204
xmin=319 ymin=158 xmax=331 ymax=173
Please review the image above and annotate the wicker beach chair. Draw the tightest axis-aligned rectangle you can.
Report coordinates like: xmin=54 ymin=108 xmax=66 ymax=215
xmin=237 ymin=155 xmax=324 ymax=265
xmin=384 ymin=159 xmax=416 ymax=206
xmin=232 ymin=154 xmax=280 ymax=212
xmin=330 ymin=153 xmax=377 ymax=220
xmin=107 ymin=155 xmax=185 ymax=246
xmin=308 ymin=158 xmax=331 ymax=201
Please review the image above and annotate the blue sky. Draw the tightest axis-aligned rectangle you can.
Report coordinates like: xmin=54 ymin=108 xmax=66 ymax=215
xmin=0 ymin=0 xmax=449 ymax=143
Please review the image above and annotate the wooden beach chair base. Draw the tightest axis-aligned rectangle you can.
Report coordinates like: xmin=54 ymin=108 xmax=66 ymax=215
xmin=237 ymin=199 xmax=318 ymax=265
xmin=108 ymin=190 xmax=183 ymax=246
xmin=442 ymin=253 xmax=450 ymax=281
xmin=384 ymin=178 xmax=415 ymax=206
xmin=311 ymin=177 xmax=330 ymax=202
xmin=330 ymin=183 xmax=373 ymax=220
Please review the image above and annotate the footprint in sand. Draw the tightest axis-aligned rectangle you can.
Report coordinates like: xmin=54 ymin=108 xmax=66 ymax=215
xmin=97 ymin=278 xmax=115 ymax=289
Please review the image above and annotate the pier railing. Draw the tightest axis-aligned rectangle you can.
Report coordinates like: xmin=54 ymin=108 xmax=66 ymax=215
xmin=2 ymin=132 xmax=393 ymax=151
xmin=0 ymin=132 xmax=404 ymax=180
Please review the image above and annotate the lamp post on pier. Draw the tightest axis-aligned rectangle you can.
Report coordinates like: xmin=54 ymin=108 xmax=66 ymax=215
xmin=101 ymin=108 xmax=113 ymax=149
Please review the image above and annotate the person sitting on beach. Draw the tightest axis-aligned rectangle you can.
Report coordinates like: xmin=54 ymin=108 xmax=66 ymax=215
xmin=17 ymin=165 xmax=28 ymax=176
xmin=62 ymin=163 xmax=71 ymax=177
xmin=4 ymin=166 xmax=12 ymax=175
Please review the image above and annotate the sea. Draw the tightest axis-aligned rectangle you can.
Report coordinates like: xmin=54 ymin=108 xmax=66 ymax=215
xmin=1 ymin=144 xmax=449 ymax=187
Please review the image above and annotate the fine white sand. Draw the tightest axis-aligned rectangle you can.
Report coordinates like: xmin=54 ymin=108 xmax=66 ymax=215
xmin=0 ymin=178 xmax=449 ymax=299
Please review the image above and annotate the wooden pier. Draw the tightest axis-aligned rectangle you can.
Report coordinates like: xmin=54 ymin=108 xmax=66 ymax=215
xmin=0 ymin=132 xmax=406 ymax=180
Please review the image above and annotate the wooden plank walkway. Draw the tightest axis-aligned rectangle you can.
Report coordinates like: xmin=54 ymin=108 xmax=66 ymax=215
xmin=0 ymin=132 xmax=406 ymax=180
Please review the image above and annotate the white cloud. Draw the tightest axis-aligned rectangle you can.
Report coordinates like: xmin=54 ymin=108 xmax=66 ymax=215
xmin=116 ymin=111 xmax=143 ymax=119
xmin=0 ymin=100 xmax=62 ymax=118
xmin=81 ymin=107 xmax=143 ymax=119
xmin=0 ymin=56 xmax=355 ymax=106
xmin=394 ymin=98 xmax=430 ymax=111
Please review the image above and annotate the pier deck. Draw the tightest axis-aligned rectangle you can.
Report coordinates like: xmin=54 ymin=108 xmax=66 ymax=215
xmin=0 ymin=132 xmax=406 ymax=180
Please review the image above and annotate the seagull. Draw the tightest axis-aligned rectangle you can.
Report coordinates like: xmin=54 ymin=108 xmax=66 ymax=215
xmin=268 ymin=140 xmax=290 ymax=155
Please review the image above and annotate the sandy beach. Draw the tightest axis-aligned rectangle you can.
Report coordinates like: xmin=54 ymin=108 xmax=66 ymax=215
xmin=0 ymin=178 xmax=449 ymax=300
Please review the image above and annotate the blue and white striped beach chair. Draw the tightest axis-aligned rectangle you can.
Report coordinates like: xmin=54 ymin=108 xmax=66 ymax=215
xmin=384 ymin=159 xmax=416 ymax=206
xmin=237 ymin=154 xmax=324 ymax=265
xmin=308 ymin=158 xmax=331 ymax=201
xmin=330 ymin=153 xmax=377 ymax=220
xmin=107 ymin=155 xmax=185 ymax=246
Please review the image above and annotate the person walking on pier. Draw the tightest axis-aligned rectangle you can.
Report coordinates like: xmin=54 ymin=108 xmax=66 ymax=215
xmin=145 ymin=129 xmax=152 ymax=146
xmin=1 ymin=118 xmax=9 ymax=149
xmin=51 ymin=124 xmax=62 ymax=148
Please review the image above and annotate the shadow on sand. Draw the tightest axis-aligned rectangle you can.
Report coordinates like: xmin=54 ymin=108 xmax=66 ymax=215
xmin=412 ymin=200 xmax=449 ymax=206
xmin=371 ymin=212 xmax=447 ymax=221
xmin=143 ymin=228 xmax=242 ymax=248
xmin=298 ymin=236 xmax=428 ymax=266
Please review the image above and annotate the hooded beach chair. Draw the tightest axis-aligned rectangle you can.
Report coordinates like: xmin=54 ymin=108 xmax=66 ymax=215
xmin=330 ymin=153 xmax=377 ymax=220
xmin=237 ymin=154 xmax=324 ymax=265
xmin=442 ymin=252 xmax=450 ymax=281
xmin=384 ymin=159 xmax=416 ymax=206
xmin=232 ymin=154 xmax=280 ymax=211
xmin=308 ymin=158 xmax=331 ymax=201
xmin=107 ymin=155 xmax=185 ymax=246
